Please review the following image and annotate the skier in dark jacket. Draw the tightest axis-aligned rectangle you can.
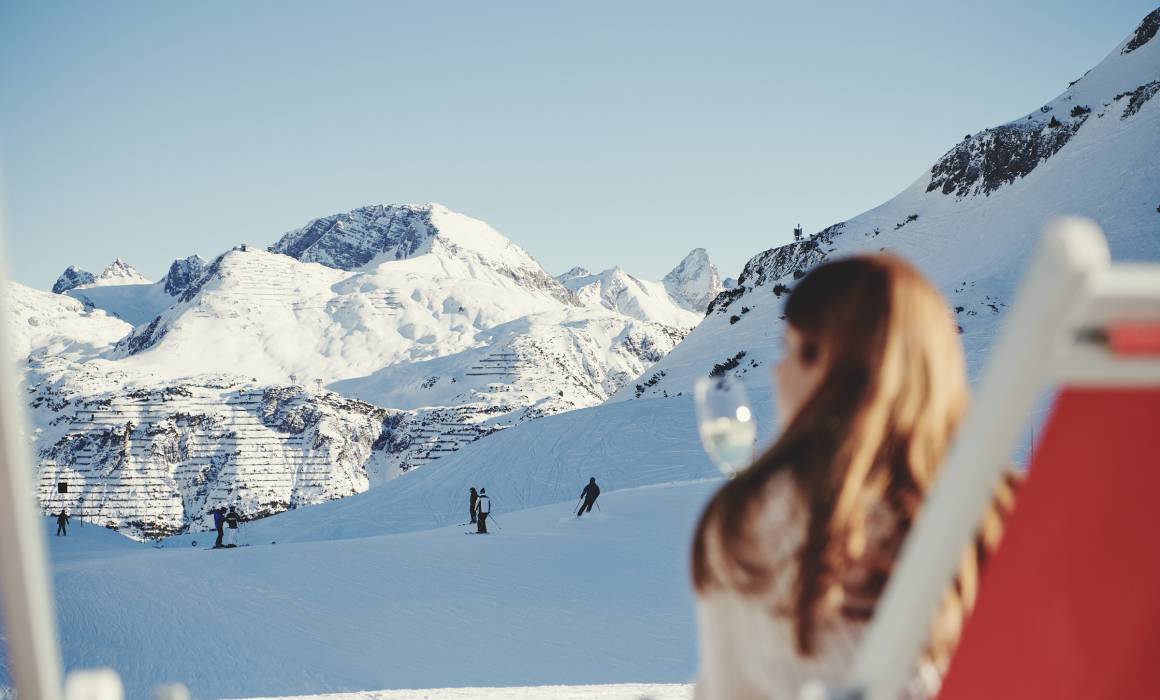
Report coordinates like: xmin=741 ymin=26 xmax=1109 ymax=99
xmin=225 ymin=506 xmax=240 ymax=547
xmin=55 ymin=510 xmax=70 ymax=536
xmin=213 ymin=507 xmax=226 ymax=548
xmin=469 ymin=487 xmax=479 ymax=524
xmin=577 ymin=478 xmax=600 ymax=517
xmin=475 ymin=488 xmax=490 ymax=534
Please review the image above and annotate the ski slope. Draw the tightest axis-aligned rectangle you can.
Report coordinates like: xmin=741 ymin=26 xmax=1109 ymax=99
xmin=177 ymin=391 xmax=775 ymax=545
xmin=29 ymin=480 xmax=720 ymax=700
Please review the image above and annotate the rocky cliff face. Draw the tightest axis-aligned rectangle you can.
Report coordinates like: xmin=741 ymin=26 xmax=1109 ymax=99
xmin=52 ymin=265 xmax=96 ymax=294
xmin=1123 ymin=7 xmax=1159 ymax=55
xmin=163 ymin=255 xmax=207 ymax=297
xmin=270 ymin=204 xmax=437 ymax=269
xmin=927 ymin=116 xmax=1089 ymax=198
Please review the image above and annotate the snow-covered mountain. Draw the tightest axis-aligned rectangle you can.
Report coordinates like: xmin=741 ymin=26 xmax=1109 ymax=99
xmin=557 ymin=263 xmax=702 ymax=328
xmin=13 ymin=204 xmax=694 ymax=538
xmin=270 ymin=202 xmax=576 ymax=305
xmin=93 ymin=258 xmax=150 ymax=285
xmin=663 ymin=248 xmax=724 ymax=313
xmin=51 ymin=265 xmax=95 ymax=294
xmin=621 ymin=8 xmax=1160 ymax=404
xmin=553 ymin=248 xmax=724 ymax=327
xmin=50 ymin=256 xmax=200 ymax=326
xmin=50 ymin=258 xmax=149 ymax=294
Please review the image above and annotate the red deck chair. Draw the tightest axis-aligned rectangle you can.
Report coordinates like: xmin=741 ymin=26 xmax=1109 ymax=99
xmin=937 ymin=386 xmax=1160 ymax=699
xmin=835 ymin=218 xmax=1160 ymax=700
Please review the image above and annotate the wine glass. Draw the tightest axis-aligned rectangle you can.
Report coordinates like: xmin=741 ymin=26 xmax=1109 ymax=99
xmin=694 ymin=375 xmax=757 ymax=477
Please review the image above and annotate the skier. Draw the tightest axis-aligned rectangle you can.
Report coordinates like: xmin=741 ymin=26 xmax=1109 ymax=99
xmin=213 ymin=507 xmax=226 ymax=548
xmin=577 ymin=477 xmax=600 ymax=518
xmin=225 ymin=505 xmax=240 ymax=548
xmin=475 ymin=488 xmax=490 ymax=534
xmin=55 ymin=510 xmax=70 ymax=536
xmin=469 ymin=487 xmax=478 ymax=524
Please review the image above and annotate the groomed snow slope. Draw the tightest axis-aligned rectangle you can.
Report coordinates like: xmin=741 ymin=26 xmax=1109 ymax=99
xmin=28 ymin=480 xmax=719 ymax=700
xmin=191 ymin=391 xmax=774 ymax=545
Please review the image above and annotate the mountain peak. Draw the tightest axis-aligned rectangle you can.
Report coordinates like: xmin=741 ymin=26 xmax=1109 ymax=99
xmin=51 ymin=265 xmax=96 ymax=294
xmin=163 ymin=255 xmax=208 ymax=297
xmin=556 ymin=266 xmax=591 ymax=284
xmin=663 ymin=248 xmax=723 ymax=313
xmin=271 ymin=203 xmax=575 ymax=305
xmin=96 ymin=258 xmax=149 ymax=285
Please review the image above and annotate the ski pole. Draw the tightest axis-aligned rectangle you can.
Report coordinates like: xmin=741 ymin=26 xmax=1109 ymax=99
xmin=595 ymin=500 xmax=602 ymax=512
xmin=488 ymin=513 xmax=502 ymax=530
xmin=574 ymin=498 xmax=583 ymax=515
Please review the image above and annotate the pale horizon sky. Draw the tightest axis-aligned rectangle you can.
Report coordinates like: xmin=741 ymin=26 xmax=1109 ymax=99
xmin=1 ymin=1 xmax=1155 ymax=290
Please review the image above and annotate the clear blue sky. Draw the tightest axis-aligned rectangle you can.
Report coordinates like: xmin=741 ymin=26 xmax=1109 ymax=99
xmin=1 ymin=1 xmax=1154 ymax=289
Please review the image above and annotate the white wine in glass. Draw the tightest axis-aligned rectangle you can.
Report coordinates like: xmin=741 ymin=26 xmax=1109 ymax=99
xmin=694 ymin=376 xmax=757 ymax=477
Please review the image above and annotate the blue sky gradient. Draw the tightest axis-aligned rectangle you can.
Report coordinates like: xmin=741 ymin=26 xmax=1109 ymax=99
xmin=1 ymin=1 xmax=1154 ymax=288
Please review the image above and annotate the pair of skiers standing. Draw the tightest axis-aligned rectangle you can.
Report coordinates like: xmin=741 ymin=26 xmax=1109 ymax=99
xmin=213 ymin=505 xmax=241 ymax=548
xmin=469 ymin=487 xmax=491 ymax=533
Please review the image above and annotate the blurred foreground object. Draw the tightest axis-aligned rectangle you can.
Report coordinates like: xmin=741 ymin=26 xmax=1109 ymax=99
xmin=835 ymin=218 xmax=1160 ymax=700
xmin=62 ymin=670 xmax=122 ymax=700
xmin=0 ymin=205 xmax=65 ymax=698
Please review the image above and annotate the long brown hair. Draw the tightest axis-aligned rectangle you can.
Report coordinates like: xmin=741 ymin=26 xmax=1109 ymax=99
xmin=692 ymin=254 xmax=1009 ymax=664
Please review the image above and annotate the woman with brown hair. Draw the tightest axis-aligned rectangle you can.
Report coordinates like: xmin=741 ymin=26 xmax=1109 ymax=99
xmin=691 ymin=255 xmax=1013 ymax=699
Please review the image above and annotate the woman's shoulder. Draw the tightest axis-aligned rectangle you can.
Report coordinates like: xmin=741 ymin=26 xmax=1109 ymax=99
xmin=699 ymin=471 xmax=807 ymax=599
xmin=754 ymin=470 xmax=808 ymax=530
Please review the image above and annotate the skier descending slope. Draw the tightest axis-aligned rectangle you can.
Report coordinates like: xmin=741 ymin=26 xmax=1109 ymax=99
xmin=475 ymin=488 xmax=491 ymax=534
xmin=469 ymin=487 xmax=479 ymax=524
xmin=577 ymin=478 xmax=601 ymax=518
xmin=55 ymin=510 xmax=69 ymax=536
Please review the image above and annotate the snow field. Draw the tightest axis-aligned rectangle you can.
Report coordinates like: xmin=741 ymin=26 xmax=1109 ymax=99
xmin=40 ymin=480 xmax=721 ymax=699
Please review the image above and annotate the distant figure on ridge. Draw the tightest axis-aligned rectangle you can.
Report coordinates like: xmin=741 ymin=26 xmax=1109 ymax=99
xmin=213 ymin=507 xmax=226 ymax=548
xmin=577 ymin=478 xmax=601 ymax=518
xmin=475 ymin=488 xmax=491 ymax=534
xmin=55 ymin=510 xmax=70 ymax=536
xmin=469 ymin=487 xmax=479 ymax=524
xmin=225 ymin=505 xmax=240 ymax=547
